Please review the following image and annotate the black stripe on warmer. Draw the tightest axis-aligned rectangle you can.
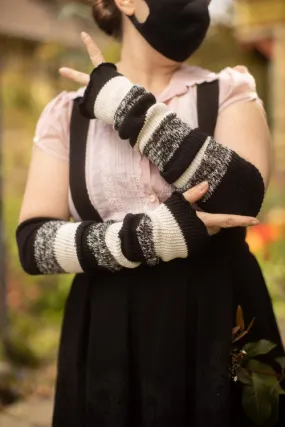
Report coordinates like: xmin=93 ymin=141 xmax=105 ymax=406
xmin=198 ymin=153 xmax=265 ymax=217
xmin=161 ymin=128 xmax=209 ymax=184
xmin=119 ymin=213 xmax=146 ymax=262
xmin=117 ymin=92 xmax=156 ymax=146
xmin=164 ymin=193 xmax=209 ymax=254
xmin=76 ymin=221 xmax=101 ymax=273
xmin=79 ymin=63 xmax=119 ymax=119
xmin=16 ymin=217 xmax=58 ymax=275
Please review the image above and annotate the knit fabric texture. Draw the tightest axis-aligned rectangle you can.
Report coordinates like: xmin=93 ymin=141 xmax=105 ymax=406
xmin=80 ymin=63 xmax=265 ymax=217
xmin=16 ymin=192 xmax=208 ymax=275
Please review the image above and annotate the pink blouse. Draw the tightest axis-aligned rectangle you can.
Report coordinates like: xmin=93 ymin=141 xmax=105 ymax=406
xmin=33 ymin=65 xmax=262 ymax=222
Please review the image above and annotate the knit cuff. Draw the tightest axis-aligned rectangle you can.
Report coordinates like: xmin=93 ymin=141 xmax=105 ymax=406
xmin=196 ymin=151 xmax=265 ymax=217
xmin=118 ymin=193 xmax=209 ymax=266
xmin=136 ymin=192 xmax=208 ymax=264
xmin=79 ymin=63 xmax=157 ymax=143
xmin=162 ymin=192 xmax=209 ymax=255
xmin=79 ymin=62 xmax=122 ymax=120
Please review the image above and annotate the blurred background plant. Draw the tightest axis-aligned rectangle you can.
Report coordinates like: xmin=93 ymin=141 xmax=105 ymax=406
xmin=0 ymin=0 xmax=285 ymax=407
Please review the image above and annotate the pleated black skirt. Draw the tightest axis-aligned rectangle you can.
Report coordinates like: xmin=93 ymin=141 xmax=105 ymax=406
xmin=52 ymin=229 xmax=285 ymax=427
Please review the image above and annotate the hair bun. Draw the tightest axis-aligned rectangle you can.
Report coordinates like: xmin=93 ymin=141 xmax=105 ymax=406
xmin=91 ymin=0 xmax=122 ymax=38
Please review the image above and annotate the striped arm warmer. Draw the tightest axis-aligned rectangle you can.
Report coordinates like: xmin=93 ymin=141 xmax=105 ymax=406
xmin=80 ymin=63 xmax=265 ymax=217
xmin=16 ymin=193 xmax=208 ymax=275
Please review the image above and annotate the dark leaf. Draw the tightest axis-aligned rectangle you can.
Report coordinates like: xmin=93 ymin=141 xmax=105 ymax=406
xmin=243 ymin=340 xmax=277 ymax=359
xmin=236 ymin=367 xmax=252 ymax=385
xmin=246 ymin=318 xmax=256 ymax=335
xmin=236 ymin=305 xmax=245 ymax=332
xmin=242 ymin=375 xmax=272 ymax=425
xmin=232 ymin=326 xmax=241 ymax=338
xmin=266 ymin=389 xmax=280 ymax=427
xmin=247 ymin=360 xmax=279 ymax=389
xmin=232 ymin=330 xmax=249 ymax=344
xmin=272 ymin=383 xmax=285 ymax=395
xmin=275 ymin=357 xmax=285 ymax=371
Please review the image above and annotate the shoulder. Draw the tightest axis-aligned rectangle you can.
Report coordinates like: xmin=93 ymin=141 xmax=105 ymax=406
xmin=217 ymin=66 xmax=260 ymax=112
xmin=38 ymin=87 xmax=85 ymax=122
xmin=179 ymin=65 xmax=261 ymax=111
xmin=34 ymin=88 xmax=85 ymax=162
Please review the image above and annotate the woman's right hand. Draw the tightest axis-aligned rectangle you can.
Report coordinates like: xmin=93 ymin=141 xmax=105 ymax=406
xmin=184 ymin=181 xmax=259 ymax=235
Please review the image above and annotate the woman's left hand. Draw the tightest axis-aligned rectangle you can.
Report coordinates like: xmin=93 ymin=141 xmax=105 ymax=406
xmin=59 ymin=32 xmax=105 ymax=86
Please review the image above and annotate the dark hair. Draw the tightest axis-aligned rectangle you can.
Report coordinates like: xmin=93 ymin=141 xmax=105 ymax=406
xmin=91 ymin=0 xmax=122 ymax=38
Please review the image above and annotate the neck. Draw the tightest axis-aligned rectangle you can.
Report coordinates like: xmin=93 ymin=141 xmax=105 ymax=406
xmin=116 ymin=21 xmax=181 ymax=96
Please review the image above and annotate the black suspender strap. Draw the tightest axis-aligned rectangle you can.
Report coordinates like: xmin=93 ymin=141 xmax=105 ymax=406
xmin=69 ymin=97 xmax=102 ymax=222
xmin=197 ymin=79 xmax=220 ymax=136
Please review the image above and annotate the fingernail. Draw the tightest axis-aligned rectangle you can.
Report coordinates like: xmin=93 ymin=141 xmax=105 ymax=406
xmin=249 ymin=219 xmax=259 ymax=226
xmin=81 ymin=32 xmax=88 ymax=39
xmin=198 ymin=181 xmax=208 ymax=191
xmin=59 ymin=67 xmax=68 ymax=75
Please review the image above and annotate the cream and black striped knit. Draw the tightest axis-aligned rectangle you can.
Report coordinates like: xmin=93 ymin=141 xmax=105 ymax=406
xmin=16 ymin=192 xmax=208 ymax=275
xmin=80 ymin=63 xmax=265 ymax=217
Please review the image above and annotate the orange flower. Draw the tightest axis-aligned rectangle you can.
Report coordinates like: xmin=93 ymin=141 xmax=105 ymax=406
xmin=246 ymin=224 xmax=279 ymax=255
xmin=267 ymin=208 xmax=285 ymax=236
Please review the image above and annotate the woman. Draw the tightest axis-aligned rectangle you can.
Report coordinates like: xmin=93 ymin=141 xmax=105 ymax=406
xmin=16 ymin=0 xmax=285 ymax=426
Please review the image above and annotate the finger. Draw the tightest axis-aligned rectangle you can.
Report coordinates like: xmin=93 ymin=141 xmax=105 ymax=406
xmin=59 ymin=67 xmax=90 ymax=86
xmin=197 ymin=212 xmax=259 ymax=229
xmin=81 ymin=32 xmax=105 ymax=67
xmin=183 ymin=181 xmax=208 ymax=204
xmin=207 ymin=227 xmax=221 ymax=236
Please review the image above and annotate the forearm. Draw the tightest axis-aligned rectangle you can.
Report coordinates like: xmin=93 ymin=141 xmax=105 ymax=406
xmin=16 ymin=193 xmax=208 ymax=275
xmin=80 ymin=63 xmax=265 ymax=217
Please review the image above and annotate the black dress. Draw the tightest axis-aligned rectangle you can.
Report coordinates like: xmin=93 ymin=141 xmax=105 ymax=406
xmin=52 ymin=82 xmax=285 ymax=427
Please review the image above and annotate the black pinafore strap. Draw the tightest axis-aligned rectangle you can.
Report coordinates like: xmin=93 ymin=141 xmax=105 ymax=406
xmin=69 ymin=97 xmax=102 ymax=222
xmin=197 ymin=79 xmax=219 ymax=135
xmin=69 ymin=80 xmax=220 ymax=221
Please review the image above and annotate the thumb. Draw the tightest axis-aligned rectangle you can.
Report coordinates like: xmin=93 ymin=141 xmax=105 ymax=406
xmin=183 ymin=181 xmax=209 ymax=204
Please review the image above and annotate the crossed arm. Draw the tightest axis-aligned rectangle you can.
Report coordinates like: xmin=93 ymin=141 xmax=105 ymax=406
xmin=77 ymin=61 xmax=270 ymax=218
xmin=59 ymin=33 xmax=271 ymax=218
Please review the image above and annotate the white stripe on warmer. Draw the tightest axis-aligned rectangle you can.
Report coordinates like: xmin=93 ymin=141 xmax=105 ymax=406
xmin=54 ymin=223 xmax=83 ymax=273
xmin=94 ymin=76 xmax=133 ymax=124
xmin=136 ymin=103 xmax=173 ymax=154
xmin=147 ymin=204 xmax=188 ymax=262
xmin=105 ymin=222 xmax=141 ymax=269
xmin=174 ymin=136 xmax=211 ymax=189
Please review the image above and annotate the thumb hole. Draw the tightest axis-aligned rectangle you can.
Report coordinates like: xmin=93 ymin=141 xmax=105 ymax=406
xmin=183 ymin=182 xmax=208 ymax=204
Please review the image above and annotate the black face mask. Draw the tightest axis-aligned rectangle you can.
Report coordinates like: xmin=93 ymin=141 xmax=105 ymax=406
xmin=128 ymin=0 xmax=210 ymax=63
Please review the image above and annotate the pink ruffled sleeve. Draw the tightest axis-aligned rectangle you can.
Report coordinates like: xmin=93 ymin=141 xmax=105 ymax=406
xmin=218 ymin=66 xmax=264 ymax=113
xmin=33 ymin=91 xmax=73 ymax=162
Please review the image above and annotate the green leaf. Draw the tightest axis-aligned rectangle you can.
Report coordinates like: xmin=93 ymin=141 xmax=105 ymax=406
xmin=272 ymin=383 xmax=285 ymax=395
xmin=247 ymin=360 xmax=279 ymax=390
xmin=242 ymin=376 xmax=273 ymax=425
xmin=275 ymin=357 xmax=285 ymax=371
xmin=241 ymin=359 xmax=282 ymax=425
xmin=266 ymin=389 xmax=280 ymax=427
xmin=243 ymin=340 xmax=277 ymax=359
xmin=236 ymin=367 xmax=252 ymax=385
